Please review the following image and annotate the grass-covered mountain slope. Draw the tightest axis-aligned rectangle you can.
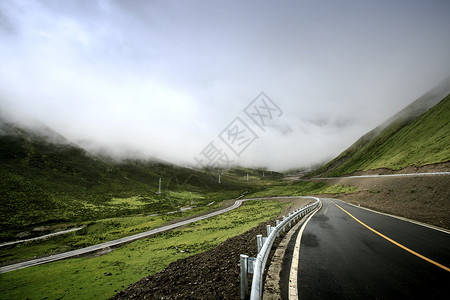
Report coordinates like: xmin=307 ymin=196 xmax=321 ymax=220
xmin=310 ymin=83 xmax=450 ymax=177
xmin=0 ymin=119 xmax=255 ymax=241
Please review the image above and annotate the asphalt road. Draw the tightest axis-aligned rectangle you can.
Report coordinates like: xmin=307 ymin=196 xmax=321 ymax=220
xmin=295 ymin=198 xmax=450 ymax=299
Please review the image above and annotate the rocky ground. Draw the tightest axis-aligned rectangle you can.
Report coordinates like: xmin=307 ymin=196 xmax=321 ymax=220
xmin=310 ymin=162 xmax=450 ymax=229
xmin=319 ymin=175 xmax=450 ymax=229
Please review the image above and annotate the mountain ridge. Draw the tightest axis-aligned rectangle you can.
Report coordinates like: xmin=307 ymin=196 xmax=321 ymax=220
xmin=309 ymin=79 xmax=450 ymax=177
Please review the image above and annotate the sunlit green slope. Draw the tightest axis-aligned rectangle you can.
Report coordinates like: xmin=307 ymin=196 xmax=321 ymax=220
xmin=310 ymin=87 xmax=450 ymax=177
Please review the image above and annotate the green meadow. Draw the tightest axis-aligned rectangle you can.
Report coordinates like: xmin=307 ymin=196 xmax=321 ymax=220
xmin=0 ymin=195 xmax=224 ymax=265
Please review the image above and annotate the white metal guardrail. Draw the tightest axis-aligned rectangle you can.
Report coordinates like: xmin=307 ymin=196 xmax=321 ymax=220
xmin=240 ymin=197 xmax=320 ymax=299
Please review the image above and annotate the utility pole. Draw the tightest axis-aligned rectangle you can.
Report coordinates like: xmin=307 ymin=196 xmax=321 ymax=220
xmin=218 ymin=173 xmax=221 ymax=184
xmin=246 ymin=173 xmax=249 ymax=181
xmin=262 ymin=172 xmax=265 ymax=177
xmin=157 ymin=178 xmax=161 ymax=194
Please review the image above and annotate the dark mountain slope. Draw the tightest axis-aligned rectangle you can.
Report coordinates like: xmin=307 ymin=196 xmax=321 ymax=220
xmin=0 ymin=119 xmax=248 ymax=241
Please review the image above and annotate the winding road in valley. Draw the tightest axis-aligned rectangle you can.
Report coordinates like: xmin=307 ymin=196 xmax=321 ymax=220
xmin=0 ymin=196 xmax=269 ymax=274
xmin=1 ymin=195 xmax=309 ymax=274
xmin=289 ymin=197 xmax=450 ymax=299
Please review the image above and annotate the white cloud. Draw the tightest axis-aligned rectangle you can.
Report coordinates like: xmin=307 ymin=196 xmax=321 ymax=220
xmin=1 ymin=0 xmax=450 ymax=171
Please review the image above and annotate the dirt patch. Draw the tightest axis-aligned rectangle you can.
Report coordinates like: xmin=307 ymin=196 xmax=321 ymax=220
xmin=111 ymin=198 xmax=312 ymax=300
xmin=310 ymin=175 xmax=450 ymax=229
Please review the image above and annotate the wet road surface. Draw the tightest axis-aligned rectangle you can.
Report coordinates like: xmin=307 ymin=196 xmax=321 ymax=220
xmin=296 ymin=198 xmax=450 ymax=299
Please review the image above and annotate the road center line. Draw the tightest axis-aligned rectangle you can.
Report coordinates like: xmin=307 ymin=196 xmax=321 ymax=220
xmin=329 ymin=199 xmax=450 ymax=272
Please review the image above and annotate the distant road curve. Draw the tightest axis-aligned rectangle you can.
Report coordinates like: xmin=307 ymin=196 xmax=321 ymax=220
xmin=0 ymin=227 xmax=84 ymax=248
xmin=0 ymin=196 xmax=301 ymax=274
xmin=311 ymin=171 xmax=450 ymax=180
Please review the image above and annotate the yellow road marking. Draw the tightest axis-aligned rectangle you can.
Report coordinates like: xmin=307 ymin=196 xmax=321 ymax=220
xmin=330 ymin=199 xmax=450 ymax=272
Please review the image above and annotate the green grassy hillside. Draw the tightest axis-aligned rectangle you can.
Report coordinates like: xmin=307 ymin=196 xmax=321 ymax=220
xmin=0 ymin=121 xmax=254 ymax=241
xmin=310 ymin=93 xmax=450 ymax=177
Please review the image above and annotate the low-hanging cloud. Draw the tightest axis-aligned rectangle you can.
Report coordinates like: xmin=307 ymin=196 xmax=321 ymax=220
xmin=1 ymin=0 xmax=450 ymax=171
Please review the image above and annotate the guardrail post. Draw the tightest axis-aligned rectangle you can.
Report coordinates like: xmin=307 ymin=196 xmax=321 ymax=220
xmin=256 ymin=235 xmax=263 ymax=253
xmin=266 ymin=225 xmax=272 ymax=237
xmin=276 ymin=220 xmax=281 ymax=237
xmin=283 ymin=216 xmax=287 ymax=231
xmin=240 ymin=254 xmax=249 ymax=299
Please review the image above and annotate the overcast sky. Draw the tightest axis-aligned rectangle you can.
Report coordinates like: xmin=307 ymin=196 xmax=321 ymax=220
xmin=1 ymin=0 xmax=449 ymax=171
